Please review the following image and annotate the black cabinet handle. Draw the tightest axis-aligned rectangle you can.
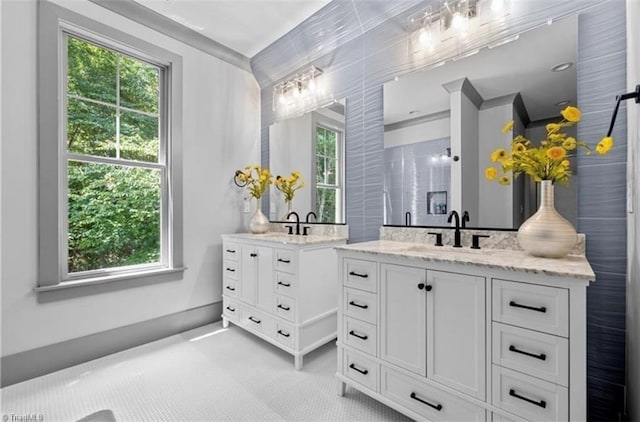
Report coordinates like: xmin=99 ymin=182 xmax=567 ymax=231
xmin=225 ymin=286 xmax=235 ymax=291
xmin=509 ymin=345 xmax=547 ymax=361
xmin=277 ymin=281 xmax=291 ymax=287
xmin=509 ymin=300 xmax=547 ymax=313
xmin=509 ymin=389 xmax=547 ymax=408
xmin=349 ymin=271 xmax=368 ymax=278
xmin=225 ymin=268 xmax=235 ymax=272
xmin=278 ymin=258 xmax=291 ymax=263
xmin=349 ymin=330 xmax=368 ymax=340
xmin=425 ymin=285 xmax=432 ymax=292
xmin=410 ymin=392 xmax=443 ymax=411
xmin=250 ymin=252 xmax=258 ymax=258
xmin=418 ymin=283 xmax=425 ymax=290
xmin=349 ymin=301 xmax=368 ymax=309
xmin=226 ymin=306 xmax=235 ymax=312
xmin=277 ymin=329 xmax=290 ymax=338
xmin=349 ymin=363 xmax=369 ymax=375
xmin=248 ymin=316 xmax=261 ymax=324
xmin=277 ymin=304 xmax=290 ymax=311
xmin=226 ymin=249 xmax=236 ymax=253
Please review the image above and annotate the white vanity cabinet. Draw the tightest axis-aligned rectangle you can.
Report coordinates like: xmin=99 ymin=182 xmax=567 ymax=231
xmin=221 ymin=233 xmax=346 ymax=369
xmin=336 ymin=242 xmax=593 ymax=422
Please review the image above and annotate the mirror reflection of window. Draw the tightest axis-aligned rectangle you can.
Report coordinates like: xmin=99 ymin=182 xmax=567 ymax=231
xmin=314 ymin=124 xmax=343 ymax=223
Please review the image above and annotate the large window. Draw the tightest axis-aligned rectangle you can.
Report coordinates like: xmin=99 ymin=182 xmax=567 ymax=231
xmin=315 ymin=124 xmax=343 ymax=223
xmin=38 ymin=2 xmax=183 ymax=289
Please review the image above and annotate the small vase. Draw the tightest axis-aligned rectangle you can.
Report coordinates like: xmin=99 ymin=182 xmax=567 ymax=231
xmin=249 ymin=198 xmax=269 ymax=234
xmin=282 ymin=200 xmax=293 ymax=221
xmin=517 ymin=180 xmax=577 ymax=258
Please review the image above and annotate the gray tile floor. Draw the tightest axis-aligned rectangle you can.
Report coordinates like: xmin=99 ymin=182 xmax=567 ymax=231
xmin=1 ymin=322 xmax=411 ymax=422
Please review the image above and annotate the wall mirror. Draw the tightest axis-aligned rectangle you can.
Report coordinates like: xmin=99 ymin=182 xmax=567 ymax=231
xmin=269 ymin=99 xmax=346 ymax=224
xmin=383 ymin=16 xmax=578 ymax=229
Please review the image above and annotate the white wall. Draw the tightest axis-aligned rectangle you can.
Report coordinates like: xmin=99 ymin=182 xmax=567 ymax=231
xmin=459 ymin=93 xmax=479 ymax=226
xmin=384 ymin=117 xmax=450 ymax=148
xmin=0 ymin=0 xmax=260 ymax=356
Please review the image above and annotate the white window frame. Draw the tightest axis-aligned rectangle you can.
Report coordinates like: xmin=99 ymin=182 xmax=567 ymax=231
xmin=312 ymin=114 xmax=345 ymax=223
xmin=37 ymin=1 xmax=184 ymax=291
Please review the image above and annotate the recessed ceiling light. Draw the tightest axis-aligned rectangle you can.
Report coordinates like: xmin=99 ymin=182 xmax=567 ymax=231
xmin=551 ymin=62 xmax=573 ymax=72
xmin=555 ymin=100 xmax=571 ymax=106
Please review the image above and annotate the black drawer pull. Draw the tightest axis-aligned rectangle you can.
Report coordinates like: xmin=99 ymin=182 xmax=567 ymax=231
xmin=349 ymin=271 xmax=368 ymax=278
xmin=349 ymin=363 xmax=368 ymax=375
xmin=418 ymin=283 xmax=425 ymax=290
xmin=278 ymin=281 xmax=291 ymax=287
xmin=225 ymin=267 xmax=235 ymax=272
xmin=248 ymin=316 xmax=261 ymax=324
xmin=349 ymin=301 xmax=369 ymax=309
xmin=509 ymin=345 xmax=547 ymax=361
xmin=410 ymin=392 xmax=443 ymax=411
xmin=226 ymin=249 xmax=236 ymax=253
xmin=225 ymin=286 xmax=235 ymax=291
xmin=250 ymin=252 xmax=258 ymax=258
xmin=277 ymin=329 xmax=290 ymax=338
xmin=509 ymin=389 xmax=546 ymax=408
xmin=277 ymin=304 xmax=290 ymax=311
xmin=509 ymin=300 xmax=547 ymax=313
xmin=226 ymin=306 xmax=235 ymax=312
xmin=278 ymin=258 xmax=291 ymax=263
xmin=349 ymin=330 xmax=368 ymax=340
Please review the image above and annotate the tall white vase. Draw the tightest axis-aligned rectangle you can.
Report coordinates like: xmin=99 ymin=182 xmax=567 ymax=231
xmin=249 ymin=198 xmax=269 ymax=234
xmin=517 ymin=180 xmax=577 ymax=258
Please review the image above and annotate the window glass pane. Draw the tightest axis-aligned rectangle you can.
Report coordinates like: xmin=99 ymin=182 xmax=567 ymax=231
xmin=326 ymin=129 xmax=337 ymax=158
xmin=120 ymin=110 xmax=159 ymax=162
xmin=326 ymin=157 xmax=336 ymax=185
xmin=68 ymin=161 xmax=161 ymax=273
xmin=120 ymin=55 xmax=159 ymax=114
xmin=67 ymin=36 xmax=117 ymax=104
xmin=316 ymin=155 xmax=326 ymax=184
xmin=316 ymin=127 xmax=326 ymax=156
xmin=67 ymin=97 xmax=117 ymax=157
xmin=316 ymin=188 xmax=336 ymax=223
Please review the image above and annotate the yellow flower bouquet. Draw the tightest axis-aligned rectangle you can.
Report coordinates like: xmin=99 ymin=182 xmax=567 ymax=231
xmin=274 ymin=171 xmax=305 ymax=203
xmin=485 ymin=106 xmax=614 ymax=185
xmin=234 ymin=165 xmax=273 ymax=199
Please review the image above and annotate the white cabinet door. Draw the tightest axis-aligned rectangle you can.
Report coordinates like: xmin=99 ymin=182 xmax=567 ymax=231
xmin=380 ymin=263 xmax=427 ymax=376
xmin=427 ymin=270 xmax=486 ymax=400
xmin=240 ymin=245 xmax=274 ymax=310
xmin=240 ymin=246 xmax=257 ymax=304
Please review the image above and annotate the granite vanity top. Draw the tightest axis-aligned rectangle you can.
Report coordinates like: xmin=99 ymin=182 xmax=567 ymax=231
xmin=336 ymin=240 xmax=595 ymax=281
xmin=223 ymin=232 xmax=348 ymax=246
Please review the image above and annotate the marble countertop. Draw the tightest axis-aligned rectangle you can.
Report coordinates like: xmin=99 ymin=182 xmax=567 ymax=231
xmin=223 ymin=232 xmax=348 ymax=246
xmin=336 ymin=240 xmax=595 ymax=280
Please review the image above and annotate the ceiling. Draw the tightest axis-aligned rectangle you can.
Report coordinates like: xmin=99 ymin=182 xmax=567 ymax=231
xmin=384 ymin=16 xmax=578 ymax=125
xmin=133 ymin=0 xmax=333 ymax=58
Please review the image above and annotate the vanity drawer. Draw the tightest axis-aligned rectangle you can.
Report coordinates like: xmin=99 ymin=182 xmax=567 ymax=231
xmin=381 ymin=366 xmax=486 ymax=422
xmin=223 ymin=243 xmax=239 ymax=261
xmin=492 ymin=322 xmax=568 ymax=386
xmin=222 ymin=298 xmax=240 ymax=322
xmin=275 ymin=249 xmax=297 ymax=274
xmin=275 ymin=294 xmax=296 ymax=322
xmin=223 ymin=279 xmax=238 ymax=297
xmin=344 ymin=287 xmax=377 ymax=325
xmin=344 ymin=258 xmax=377 ymax=293
xmin=241 ymin=308 xmax=274 ymax=337
xmin=223 ymin=260 xmax=239 ymax=280
xmin=492 ymin=366 xmax=568 ymax=422
xmin=274 ymin=321 xmax=295 ymax=349
xmin=343 ymin=349 xmax=379 ymax=393
xmin=275 ymin=271 xmax=296 ymax=296
xmin=493 ymin=279 xmax=569 ymax=337
xmin=344 ymin=316 xmax=377 ymax=356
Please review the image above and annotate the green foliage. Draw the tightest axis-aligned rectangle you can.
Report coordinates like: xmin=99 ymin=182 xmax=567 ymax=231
xmin=66 ymin=35 xmax=162 ymax=273
xmin=315 ymin=126 xmax=339 ymax=222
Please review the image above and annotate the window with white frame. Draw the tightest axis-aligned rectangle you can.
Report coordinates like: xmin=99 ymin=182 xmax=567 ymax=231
xmin=314 ymin=124 xmax=343 ymax=223
xmin=38 ymin=1 xmax=183 ymax=288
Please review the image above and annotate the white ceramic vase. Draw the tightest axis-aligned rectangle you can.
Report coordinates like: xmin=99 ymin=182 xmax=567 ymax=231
xmin=282 ymin=200 xmax=293 ymax=221
xmin=249 ymin=198 xmax=269 ymax=234
xmin=517 ymin=180 xmax=577 ymax=258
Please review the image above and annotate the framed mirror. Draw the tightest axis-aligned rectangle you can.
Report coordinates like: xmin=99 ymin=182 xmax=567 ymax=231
xmin=269 ymin=99 xmax=346 ymax=223
xmin=383 ymin=16 xmax=577 ymax=229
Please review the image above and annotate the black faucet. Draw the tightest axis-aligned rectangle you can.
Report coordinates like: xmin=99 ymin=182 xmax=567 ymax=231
xmin=305 ymin=211 xmax=317 ymax=223
xmin=405 ymin=211 xmax=412 ymax=226
xmin=462 ymin=211 xmax=470 ymax=228
xmin=447 ymin=211 xmax=462 ymax=248
xmin=286 ymin=211 xmax=301 ymax=235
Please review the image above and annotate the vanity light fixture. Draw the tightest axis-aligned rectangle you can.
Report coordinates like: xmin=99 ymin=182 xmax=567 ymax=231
xmin=272 ymin=65 xmax=324 ymax=112
xmin=551 ymin=62 xmax=573 ymax=72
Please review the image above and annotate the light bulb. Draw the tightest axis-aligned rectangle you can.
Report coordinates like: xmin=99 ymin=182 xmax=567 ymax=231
xmin=491 ymin=0 xmax=504 ymax=13
xmin=278 ymin=93 xmax=286 ymax=105
xmin=308 ymin=78 xmax=316 ymax=92
xmin=451 ymin=12 xmax=467 ymax=32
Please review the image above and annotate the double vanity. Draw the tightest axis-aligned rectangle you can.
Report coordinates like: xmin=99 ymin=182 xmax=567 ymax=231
xmin=222 ymin=225 xmax=594 ymax=422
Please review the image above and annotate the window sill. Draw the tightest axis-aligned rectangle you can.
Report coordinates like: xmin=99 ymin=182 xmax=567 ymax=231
xmin=35 ymin=267 xmax=186 ymax=301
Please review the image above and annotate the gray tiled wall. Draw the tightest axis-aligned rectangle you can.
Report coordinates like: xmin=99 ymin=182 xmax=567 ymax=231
xmin=252 ymin=1 xmax=627 ymax=419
